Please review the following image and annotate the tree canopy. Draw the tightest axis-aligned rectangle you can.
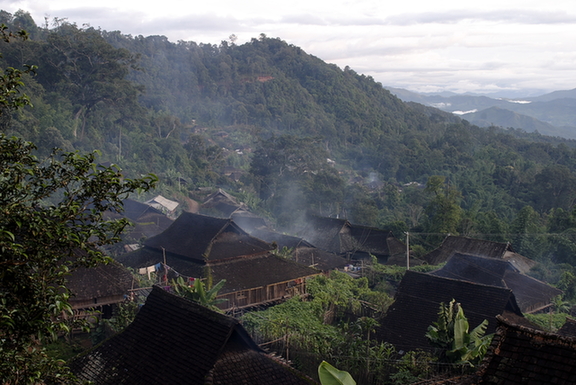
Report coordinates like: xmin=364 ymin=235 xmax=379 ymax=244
xmin=0 ymin=29 xmax=157 ymax=379
xmin=3 ymin=10 xmax=576 ymax=265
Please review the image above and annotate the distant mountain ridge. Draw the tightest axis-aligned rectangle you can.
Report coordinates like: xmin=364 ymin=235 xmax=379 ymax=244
xmin=386 ymin=87 xmax=576 ymax=139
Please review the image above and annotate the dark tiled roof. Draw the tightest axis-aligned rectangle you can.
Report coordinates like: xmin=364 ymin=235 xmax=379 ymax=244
xmin=558 ymin=317 xmax=576 ymax=338
xmin=251 ymin=228 xmax=314 ymax=250
xmin=376 ymin=270 xmax=523 ymax=353
xmin=116 ymin=249 xmax=319 ymax=296
xmin=70 ymin=286 xmax=316 ymax=385
xmin=296 ymin=215 xmax=406 ymax=258
xmin=292 ymin=247 xmax=348 ymax=272
xmin=125 ymin=211 xmax=174 ymax=240
xmin=502 ymin=270 xmax=562 ymax=313
xmin=423 ymin=236 xmax=512 ymax=265
xmin=208 ymin=255 xmax=320 ymax=295
xmin=430 ymin=253 xmax=511 ymax=287
xmin=144 ymin=212 xmax=272 ymax=262
xmin=478 ymin=315 xmax=576 ymax=384
xmin=121 ymin=198 xmax=164 ymax=221
xmin=104 ymin=199 xmax=174 ymax=241
xmin=67 ymin=260 xmax=133 ymax=303
xmin=231 ymin=210 xmax=268 ymax=234
xmin=116 ymin=247 xmax=206 ymax=278
xmin=296 ymin=216 xmax=348 ymax=253
xmin=348 ymin=225 xmax=406 ymax=257
xmin=202 ymin=189 xmax=248 ymax=217
xmin=430 ymin=253 xmax=562 ymax=314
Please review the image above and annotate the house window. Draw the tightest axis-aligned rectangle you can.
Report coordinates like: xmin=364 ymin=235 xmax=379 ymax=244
xmin=236 ymin=292 xmax=247 ymax=300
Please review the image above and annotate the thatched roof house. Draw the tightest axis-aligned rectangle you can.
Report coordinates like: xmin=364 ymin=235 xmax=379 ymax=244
xmin=423 ymin=236 xmax=536 ymax=273
xmin=376 ymin=270 xmax=530 ymax=353
xmin=116 ymin=212 xmax=320 ymax=310
xmin=105 ymin=198 xmax=174 ymax=241
xmin=143 ymin=212 xmax=272 ymax=262
xmin=66 ymin=259 xmax=134 ymax=320
xmin=409 ymin=316 xmax=576 ymax=384
xmin=231 ymin=210 xmax=268 ymax=233
xmin=295 ymin=215 xmax=407 ymax=264
xmin=250 ymin=228 xmax=348 ymax=272
xmin=430 ymin=253 xmax=562 ymax=314
xmin=251 ymin=228 xmax=314 ymax=250
xmin=202 ymin=189 xmax=248 ymax=217
xmin=70 ymin=286 xmax=317 ymax=385
xmin=477 ymin=315 xmax=576 ymax=384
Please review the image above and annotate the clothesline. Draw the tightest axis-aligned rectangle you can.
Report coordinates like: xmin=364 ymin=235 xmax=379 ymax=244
xmin=137 ymin=262 xmax=200 ymax=283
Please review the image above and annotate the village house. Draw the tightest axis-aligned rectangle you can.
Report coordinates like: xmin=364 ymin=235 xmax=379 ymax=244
xmin=201 ymin=188 xmax=249 ymax=217
xmin=375 ymin=270 xmax=533 ymax=353
xmin=70 ymin=286 xmax=317 ymax=384
xmin=66 ymin=259 xmax=134 ymax=322
xmin=417 ymin=315 xmax=576 ymax=384
xmin=250 ymin=227 xmax=348 ymax=272
xmin=294 ymin=215 xmax=409 ymax=265
xmin=104 ymin=198 xmax=174 ymax=244
xmin=116 ymin=212 xmax=320 ymax=311
xmin=477 ymin=315 xmax=576 ymax=384
xmin=430 ymin=253 xmax=562 ymax=314
xmin=144 ymin=194 xmax=180 ymax=216
xmin=423 ymin=235 xmax=536 ymax=274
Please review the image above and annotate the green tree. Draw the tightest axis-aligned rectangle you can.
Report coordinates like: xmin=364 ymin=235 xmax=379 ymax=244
xmin=37 ymin=21 xmax=144 ymax=142
xmin=0 ymin=24 xmax=35 ymax=129
xmin=423 ymin=176 xmax=463 ymax=245
xmin=171 ymin=276 xmax=227 ymax=311
xmin=251 ymin=135 xmax=329 ymax=200
xmin=0 ymin=135 xmax=156 ymax=383
xmin=532 ymin=165 xmax=576 ymax=212
xmin=510 ymin=205 xmax=545 ymax=260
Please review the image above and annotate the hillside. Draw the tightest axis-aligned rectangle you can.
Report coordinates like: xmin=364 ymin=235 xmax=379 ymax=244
xmin=387 ymin=87 xmax=576 ymax=138
xmin=4 ymin=11 xmax=576 ymax=259
xmin=460 ymin=107 xmax=576 ymax=138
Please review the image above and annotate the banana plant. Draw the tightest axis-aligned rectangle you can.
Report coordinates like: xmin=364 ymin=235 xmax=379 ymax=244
xmin=425 ymin=299 xmax=493 ymax=367
xmin=318 ymin=361 xmax=356 ymax=385
xmin=171 ymin=276 xmax=227 ymax=311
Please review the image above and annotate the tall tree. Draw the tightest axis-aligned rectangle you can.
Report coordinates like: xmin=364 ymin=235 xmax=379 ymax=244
xmin=510 ymin=205 xmax=545 ymax=260
xmin=532 ymin=165 xmax=576 ymax=212
xmin=0 ymin=136 xmax=156 ymax=383
xmin=0 ymin=28 xmax=157 ymax=377
xmin=423 ymin=175 xmax=463 ymax=245
xmin=0 ymin=24 xmax=34 ymax=130
xmin=38 ymin=22 xmax=143 ymax=141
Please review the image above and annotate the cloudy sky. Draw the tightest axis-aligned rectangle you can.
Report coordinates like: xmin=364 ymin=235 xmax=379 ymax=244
xmin=1 ymin=0 xmax=575 ymax=96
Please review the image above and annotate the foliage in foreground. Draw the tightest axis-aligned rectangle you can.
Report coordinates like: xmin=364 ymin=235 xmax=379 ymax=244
xmin=318 ymin=361 xmax=356 ymax=385
xmin=242 ymin=272 xmax=440 ymax=384
xmin=0 ymin=135 xmax=156 ymax=384
xmin=426 ymin=299 xmax=493 ymax=368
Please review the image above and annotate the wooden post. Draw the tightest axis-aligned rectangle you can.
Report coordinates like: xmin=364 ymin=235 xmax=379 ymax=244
xmin=406 ymin=232 xmax=410 ymax=270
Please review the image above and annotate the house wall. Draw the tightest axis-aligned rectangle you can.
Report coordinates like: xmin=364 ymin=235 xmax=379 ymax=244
xmin=70 ymin=294 xmax=126 ymax=310
xmin=217 ymin=280 xmax=307 ymax=310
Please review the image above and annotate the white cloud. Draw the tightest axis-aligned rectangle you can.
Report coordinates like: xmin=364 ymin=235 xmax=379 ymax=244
xmin=1 ymin=0 xmax=576 ymax=95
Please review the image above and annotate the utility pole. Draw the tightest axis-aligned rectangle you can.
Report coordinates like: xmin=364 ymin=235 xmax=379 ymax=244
xmin=405 ymin=232 xmax=410 ymax=270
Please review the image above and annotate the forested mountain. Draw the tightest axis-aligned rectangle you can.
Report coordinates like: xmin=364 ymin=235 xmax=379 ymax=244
xmin=387 ymin=86 xmax=576 ymax=139
xmin=4 ymin=10 xmax=576 ymax=264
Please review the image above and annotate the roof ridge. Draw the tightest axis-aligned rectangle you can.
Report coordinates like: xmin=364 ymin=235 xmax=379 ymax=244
xmin=496 ymin=314 xmax=576 ymax=343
